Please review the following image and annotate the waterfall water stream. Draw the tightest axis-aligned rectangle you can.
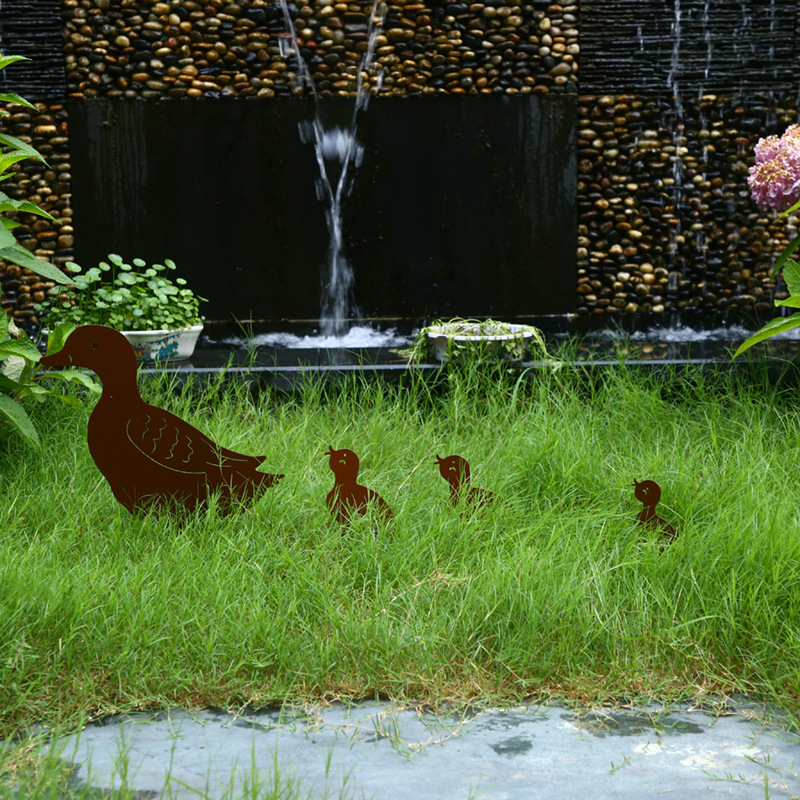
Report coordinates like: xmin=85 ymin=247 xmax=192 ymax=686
xmin=278 ymin=0 xmax=386 ymax=340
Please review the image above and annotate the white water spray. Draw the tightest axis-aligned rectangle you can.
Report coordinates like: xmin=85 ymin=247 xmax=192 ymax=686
xmin=278 ymin=0 xmax=386 ymax=339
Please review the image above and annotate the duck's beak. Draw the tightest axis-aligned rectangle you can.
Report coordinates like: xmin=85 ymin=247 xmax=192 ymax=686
xmin=40 ymin=347 xmax=72 ymax=368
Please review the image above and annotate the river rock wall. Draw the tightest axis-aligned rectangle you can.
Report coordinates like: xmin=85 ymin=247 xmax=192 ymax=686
xmin=0 ymin=0 xmax=799 ymax=330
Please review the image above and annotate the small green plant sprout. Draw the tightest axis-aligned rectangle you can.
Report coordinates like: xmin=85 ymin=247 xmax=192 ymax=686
xmin=37 ymin=253 xmax=206 ymax=332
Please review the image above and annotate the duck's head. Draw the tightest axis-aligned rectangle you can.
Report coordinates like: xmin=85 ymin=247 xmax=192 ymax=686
xmin=633 ymin=479 xmax=661 ymax=506
xmin=436 ymin=454 xmax=470 ymax=485
xmin=40 ymin=325 xmax=138 ymax=380
xmin=327 ymin=445 xmax=359 ymax=477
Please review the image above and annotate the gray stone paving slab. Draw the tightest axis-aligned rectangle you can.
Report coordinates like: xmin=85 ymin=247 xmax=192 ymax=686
xmin=49 ymin=700 xmax=800 ymax=799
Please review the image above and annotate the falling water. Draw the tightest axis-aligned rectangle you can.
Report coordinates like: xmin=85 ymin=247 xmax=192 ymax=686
xmin=695 ymin=0 xmax=712 ymax=261
xmin=666 ymin=0 xmax=683 ymax=122
xmin=278 ymin=0 xmax=386 ymax=340
xmin=665 ymin=0 xmax=685 ymax=273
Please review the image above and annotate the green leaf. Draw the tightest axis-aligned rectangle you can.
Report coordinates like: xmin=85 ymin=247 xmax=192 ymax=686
xmin=0 ymin=394 xmax=40 ymax=447
xmin=778 ymin=197 xmax=800 ymax=219
xmin=0 ymin=54 xmax=30 ymax=71
xmin=1 ymin=354 xmax=33 ymax=385
xmin=41 ymin=369 xmax=100 ymax=394
xmin=774 ymin=235 xmax=800 ymax=274
xmin=0 ymin=132 xmax=44 ymax=161
xmin=0 ymin=191 xmax=57 ymax=221
xmin=774 ymin=296 xmax=800 ymax=309
xmin=0 ymin=246 xmax=71 ymax=283
xmin=781 ymin=259 xmax=800 ymax=294
xmin=0 ymin=152 xmax=39 ymax=174
xmin=45 ymin=322 xmax=76 ymax=357
xmin=0 ymin=370 xmax=23 ymax=394
xmin=733 ymin=313 xmax=800 ymax=358
xmin=0 ymin=91 xmax=36 ymax=110
xmin=0 ymin=225 xmax=17 ymax=248
xmin=0 ymin=338 xmax=40 ymax=361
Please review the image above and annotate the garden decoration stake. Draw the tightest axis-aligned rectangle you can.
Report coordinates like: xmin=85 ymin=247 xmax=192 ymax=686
xmin=436 ymin=454 xmax=498 ymax=512
xmin=326 ymin=446 xmax=393 ymax=525
xmin=633 ymin=479 xmax=677 ymax=545
xmin=40 ymin=325 xmax=284 ymax=514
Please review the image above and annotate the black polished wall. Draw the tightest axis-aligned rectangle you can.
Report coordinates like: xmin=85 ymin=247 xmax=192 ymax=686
xmin=69 ymin=94 xmax=576 ymax=326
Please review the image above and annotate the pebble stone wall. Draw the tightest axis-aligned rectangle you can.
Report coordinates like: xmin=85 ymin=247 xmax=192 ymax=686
xmin=576 ymin=92 xmax=798 ymax=320
xmin=0 ymin=0 xmax=798 ymax=329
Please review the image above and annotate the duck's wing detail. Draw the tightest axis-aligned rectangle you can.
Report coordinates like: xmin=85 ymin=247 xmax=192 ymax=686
xmin=125 ymin=406 xmax=264 ymax=476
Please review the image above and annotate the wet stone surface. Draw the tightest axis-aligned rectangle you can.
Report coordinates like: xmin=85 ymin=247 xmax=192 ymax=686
xmin=47 ymin=699 xmax=800 ymax=799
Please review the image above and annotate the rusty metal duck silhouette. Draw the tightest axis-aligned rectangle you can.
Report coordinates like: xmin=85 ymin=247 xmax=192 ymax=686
xmin=633 ymin=479 xmax=677 ymax=544
xmin=326 ymin=446 xmax=393 ymax=524
xmin=436 ymin=454 xmax=496 ymax=511
xmin=40 ymin=325 xmax=284 ymax=514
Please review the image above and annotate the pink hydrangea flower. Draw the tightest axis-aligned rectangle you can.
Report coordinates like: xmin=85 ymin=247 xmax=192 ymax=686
xmin=748 ymin=124 xmax=800 ymax=212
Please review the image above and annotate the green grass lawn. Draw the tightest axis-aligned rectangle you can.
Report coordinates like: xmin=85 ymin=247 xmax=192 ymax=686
xmin=2 ymin=352 xmax=800 ymax=790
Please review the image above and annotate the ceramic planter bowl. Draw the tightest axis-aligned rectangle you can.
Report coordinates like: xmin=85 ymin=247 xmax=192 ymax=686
xmin=121 ymin=323 xmax=203 ymax=362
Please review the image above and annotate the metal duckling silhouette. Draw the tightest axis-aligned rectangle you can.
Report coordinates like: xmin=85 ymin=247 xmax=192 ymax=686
xmin=633 ymin=479 xmax=677 ymax=544
xmin=436 ymin=454 xmax=497 ymax=511
xmin=40 ymin=325 xmax=284 ymax=514
xmin=325 ymin=445 xmax=393 ymax=524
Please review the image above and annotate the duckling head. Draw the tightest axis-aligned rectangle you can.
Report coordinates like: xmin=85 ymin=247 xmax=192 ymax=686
xmin=327 ymin=446 xmax=360 ymax=480
xmin=633 ymin=479 xmax=661 ymax=507
xmin=436 ymin=454 xmax=471 ymax=488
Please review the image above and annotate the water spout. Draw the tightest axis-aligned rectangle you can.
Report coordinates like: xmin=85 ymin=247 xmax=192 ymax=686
xmin=279 ymin=0 xmax=386 ymax=340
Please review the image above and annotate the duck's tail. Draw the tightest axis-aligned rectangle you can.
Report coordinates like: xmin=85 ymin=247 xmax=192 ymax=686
xmin=224 ymin=461 xmax=284 ymax=500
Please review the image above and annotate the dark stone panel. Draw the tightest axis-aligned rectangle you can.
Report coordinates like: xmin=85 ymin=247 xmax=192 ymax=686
xmin=354 ymin=95 xmax=577 ymax=319
xmin=68 ymin=96 xmax=576 ymax=327
xmin=0 ymin=0 xmax=65 ymax=101
xmin=581 ymin=0 xmax=799 ymax=95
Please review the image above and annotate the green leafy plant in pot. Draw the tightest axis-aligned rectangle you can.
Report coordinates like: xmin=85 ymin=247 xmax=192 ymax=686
xmin=37 ymin=253 xmax=206 ymax=362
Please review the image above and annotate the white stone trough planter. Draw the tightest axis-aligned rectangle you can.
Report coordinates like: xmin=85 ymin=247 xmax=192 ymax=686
xmin=425 ymin=321 xmax=542 ymax=364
